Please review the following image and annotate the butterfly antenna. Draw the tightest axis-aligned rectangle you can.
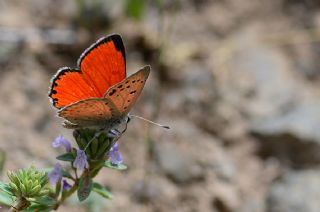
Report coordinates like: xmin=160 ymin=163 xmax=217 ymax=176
xmin=129 ymin=114 xmax=170 ymax=129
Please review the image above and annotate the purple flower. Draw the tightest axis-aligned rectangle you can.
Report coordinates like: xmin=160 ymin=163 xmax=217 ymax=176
xmin=62 ymin=179 xmax=72 ymax=190
xmin=52 ymin=135 xmax=71 ymax=152
xmin=73 ymin=149 xmax=89 ymax=170
xmin=48 ymin=163 xmax=62 ymax=185
xmin=108 ymin=143 xmax=123 ymax=165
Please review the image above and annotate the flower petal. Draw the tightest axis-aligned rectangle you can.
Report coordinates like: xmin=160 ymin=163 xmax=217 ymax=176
xmin=73 ymin=149 xmax=89 ymax=170
xmin=48 ymin=163 xmax=62 ymax=185
xmin=62 ymin=179 xmax=72 ymax=190
xmin=108 ymin=143 xmax=123 ymax=165
xmin=52 ymin=135 xmax=72 ymax=152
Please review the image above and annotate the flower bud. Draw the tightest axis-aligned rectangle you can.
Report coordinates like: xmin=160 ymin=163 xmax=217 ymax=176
xmin=7 ymin=167 xmax=50 ymax=198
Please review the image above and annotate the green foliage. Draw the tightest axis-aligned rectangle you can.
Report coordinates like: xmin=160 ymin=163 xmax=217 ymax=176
xmin=74 ymin=128 xmax=112 ymax=160
xmin=77 ymin=175 xmax=93 ymax=202
xmin=0 ymin=188 xmax=14 ymax=206
xmin=22 ymin=203 xmax=52 ymax=212
xmin=56 ymin=152 xmax=75 ymax=162
xmin=6 ymin=167 xmax=49 ymax=198
xmin=104 ymin=161 xmax=128 ymax=171
xmin=61 ymin=169 xmax=74 ymax=179
xmin=92 ymin=182 xmax=113 ymax=199
xmin=28 ymin=196 xmax=57 ymax=206
xmin=0 ymin=181 xmax=14 ymax=196
xmin=126 ymin=0 xmax=146 ymax=20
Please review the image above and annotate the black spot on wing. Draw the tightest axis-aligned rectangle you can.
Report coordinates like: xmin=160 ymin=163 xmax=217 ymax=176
xmin=108 ymin=89 xmax=117 ymax=96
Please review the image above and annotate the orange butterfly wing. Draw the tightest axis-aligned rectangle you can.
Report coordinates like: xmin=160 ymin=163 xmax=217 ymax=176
xmin=58 ymin=66 xmax=150 ymax=128
xmin=49 ymin=34 xmax=126 ymax=109
xmin=104 ymin=66 xmax=150 ymax=115
xmin=78 ymin=35 xmax=126 ymax=96
xmin=58 ymin=98 xmax=118 ymax=128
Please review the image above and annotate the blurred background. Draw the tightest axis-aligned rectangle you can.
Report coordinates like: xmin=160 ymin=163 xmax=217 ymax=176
xmin=1 ymin=0 xmax=320 ymax=211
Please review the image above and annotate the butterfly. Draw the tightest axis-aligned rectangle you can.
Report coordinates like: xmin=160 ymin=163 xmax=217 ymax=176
xmin=49 ymin=34 xmax=150 ymax=130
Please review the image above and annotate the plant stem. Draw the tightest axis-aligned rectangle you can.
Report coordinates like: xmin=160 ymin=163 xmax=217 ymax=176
xmin=61 ymin=183 xmax=78 ymax=202
xmin=54 ymin=182 xmax=78 ymax=210
xmin=54 ymin=165 xmax=100 ymax=209
xmin=9 ymin=197 xmax=30 ymax=212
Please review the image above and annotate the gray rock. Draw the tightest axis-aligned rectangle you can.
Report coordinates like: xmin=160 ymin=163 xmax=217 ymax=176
xmin=216 ymin=29 xmax=300 ymax=121
xmin=204 ymin=27 xmax=306 ymax=141
xmin=155 ymin=143 xmax=205 ymax=184
xmin=0 ymin=41 xmax=20 ymax=66
xmin=251 ymin=101 xmax=320 ymax=167
xmin=267 ymin=170 xmax=320 ymax=212
xmin=131 ymin=180 xmax=162 ymax=203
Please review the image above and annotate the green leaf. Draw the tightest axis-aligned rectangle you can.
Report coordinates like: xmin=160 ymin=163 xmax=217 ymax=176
xmin=20 ymin=184 xmax=27 ymax=196
xmin=22 ymin=203 xmax=51 ymax=212
xmin=90 ymin=138 xmax=99 ymax=156
xmin=104 ymin=161 xmax=128 ymax=171
xmin=28 ymin=196 xmax=57 ymax=206
xmin=0 ymin=181 xmax=13 ymax=196
xmin=75 ymin=137 xmax=87 ymax=150
xmin=0 ymin=190 xmax=14 ymax=206
xmin=92 ymin=182 xmax=113 ymax=199
xmin=77 ymin=175 xmax=92 ymax=202
xmin=62 ymin=170 xmax=73 ymax=179
xmin=29 ymin=185 xmax=41 ymax=196
xmin=95 ymin=138 xmax=110 ymax=158
xmin=56 ymin=152 xmax=75 ymax=162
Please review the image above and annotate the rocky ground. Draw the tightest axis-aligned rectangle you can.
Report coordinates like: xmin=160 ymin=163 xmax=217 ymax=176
xmin=0 ymin=0 xmax=320 ymax=211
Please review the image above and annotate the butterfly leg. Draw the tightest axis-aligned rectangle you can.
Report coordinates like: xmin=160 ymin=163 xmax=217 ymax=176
xmin=62 ymin=120 xmax=81 ymax=129
xmin=108 ymin=128 xmax=121 ymax=137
